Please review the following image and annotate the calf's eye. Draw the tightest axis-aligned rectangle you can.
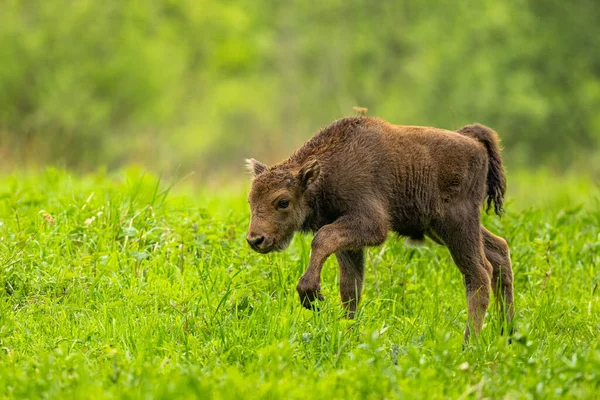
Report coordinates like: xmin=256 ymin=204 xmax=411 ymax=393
xmin=277 ymin=199 xmax=289 ymax=209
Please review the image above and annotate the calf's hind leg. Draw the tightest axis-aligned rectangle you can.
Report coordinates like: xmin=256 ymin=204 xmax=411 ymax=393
xmin=432 ymin=216 xmax=492 ymax=342
xmin=335 ymin=249 xmax=365 ymax=319
xmin=481 ymin=226 xmax=514 ymax=331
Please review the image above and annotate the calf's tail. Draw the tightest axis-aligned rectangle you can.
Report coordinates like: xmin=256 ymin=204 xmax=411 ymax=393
xmin=457 ymin=123 xmax=506 ymax=216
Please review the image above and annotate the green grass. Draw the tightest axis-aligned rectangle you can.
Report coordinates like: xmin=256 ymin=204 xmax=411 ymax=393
xmin=0 ymin=167 xmax=599 ymax=399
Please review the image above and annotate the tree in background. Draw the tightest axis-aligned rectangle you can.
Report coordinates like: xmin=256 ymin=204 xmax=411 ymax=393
xmin=1 ymin=0 xmax=598 ymax=175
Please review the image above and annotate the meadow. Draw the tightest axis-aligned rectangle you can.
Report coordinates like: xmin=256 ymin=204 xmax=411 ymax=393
xmin=0 ymin=167 xmax=599 ymax=399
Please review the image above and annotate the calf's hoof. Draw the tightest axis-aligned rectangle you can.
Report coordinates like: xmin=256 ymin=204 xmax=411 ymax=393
xmin=296 ymin=279 xmax=324 ymax=310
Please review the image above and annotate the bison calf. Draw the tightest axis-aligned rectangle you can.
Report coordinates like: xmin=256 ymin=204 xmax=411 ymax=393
xmin=245 ymin=117 xmax=513 ymax=342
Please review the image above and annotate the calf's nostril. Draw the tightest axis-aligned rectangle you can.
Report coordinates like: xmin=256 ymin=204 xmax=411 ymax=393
xmin=247 ymin=235 xmax=265 ymax=248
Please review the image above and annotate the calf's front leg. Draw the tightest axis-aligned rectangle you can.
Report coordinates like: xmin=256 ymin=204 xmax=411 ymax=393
xmin=296 ymin=214 xmax=387 ymax=313
xmin=335 ymin=249 xmax=365 ymax=318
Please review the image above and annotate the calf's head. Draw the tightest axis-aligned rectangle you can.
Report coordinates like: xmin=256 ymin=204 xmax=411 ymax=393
xmin=245 ymin=158 xmax=320 ymax=253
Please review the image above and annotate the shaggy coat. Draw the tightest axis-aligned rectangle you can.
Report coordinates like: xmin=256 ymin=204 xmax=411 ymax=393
xmin=246 ymin=117 xmax=513 ymax=341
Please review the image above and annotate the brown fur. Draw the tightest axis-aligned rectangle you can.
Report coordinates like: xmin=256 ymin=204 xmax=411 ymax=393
xmin=246 ymin=117 xmax=514 ymax=342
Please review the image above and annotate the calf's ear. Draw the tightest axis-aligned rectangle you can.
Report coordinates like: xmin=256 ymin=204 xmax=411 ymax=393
xmin=245 ymin=158 xmax=268 ymax=176
xmin=299 ymin=159 xmax=320 ymax=189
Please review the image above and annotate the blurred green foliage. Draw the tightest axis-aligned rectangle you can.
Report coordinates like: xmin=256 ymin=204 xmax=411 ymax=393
xmin=1 ymin=0 xmax=599 ymax=175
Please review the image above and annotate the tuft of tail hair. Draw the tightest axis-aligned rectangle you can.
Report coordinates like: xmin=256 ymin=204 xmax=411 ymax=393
xmin=457 ymin=124 xmax=507 ymax=216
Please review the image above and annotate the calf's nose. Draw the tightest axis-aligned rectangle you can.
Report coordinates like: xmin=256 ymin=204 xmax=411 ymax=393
xmin=246 ymin=234 xmax=265 ymax=249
